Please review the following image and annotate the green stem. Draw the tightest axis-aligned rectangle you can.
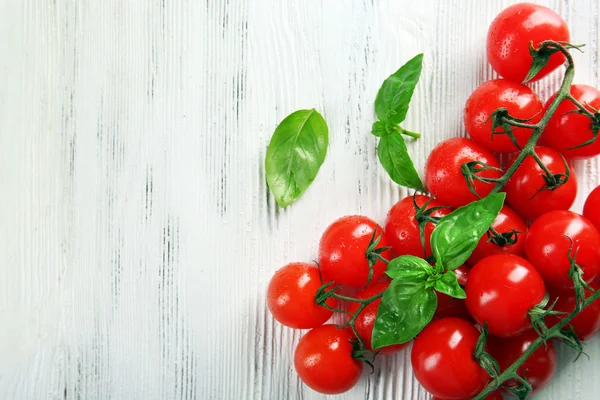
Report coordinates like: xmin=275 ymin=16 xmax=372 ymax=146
xmin=473 ymin=287 xmax=600 ymax=399
xmin=398 ymin=126 xmax=422 ymax=139
xmin=531 ymin=151 xmax=556 ymax=180
xmin=567 ymin=94 xmax=597 ymax=119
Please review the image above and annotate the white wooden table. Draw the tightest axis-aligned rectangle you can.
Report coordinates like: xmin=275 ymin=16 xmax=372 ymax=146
xmin=1 ymin=0 xmax=599 ymax=399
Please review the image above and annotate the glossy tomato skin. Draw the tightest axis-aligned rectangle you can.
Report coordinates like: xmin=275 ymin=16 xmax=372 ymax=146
xmin=425 ymin=138 xmax=502 ymax=208
xmin=411 ymin=318 xmax=490 ymax=399
xmin=525 ymin=210 xmax=600 ymax=289
xmin=488 ymin=330 xmax=557 ymax=393
xmin=431 ymin=390 xmax=503 ymax=400
xmin=267 ymin=262 xmax=335 ymax=329
xmin=505 ymin=146 xmax=577 ymax=220
xmin=464 ymin=79 xmax=543 ymax=152
xmin=467 ymin=206 xmax=527 ymax=266
xmin=486 ymin=3 xmax=570 ymax=82
xmin=543 ymin=85 xmax=600 ymax=159
xmin=584 ymin=185 xmax=600 ymax=232
xmin=294 ymin=324 xmax=362 ymax=394
xmin=384 ymin=195 xmax=451 ymax=258
xmin=546 ymin=280 xmax=600 ymax=341
xmin=434 ymin=265 xmax=472 ymax=321
xmin=319 ymin=215 xmax=391 ymax=288
xmin=347 ymin=282 xmax=407 ymax=355
xmin=466 ymin=254 xmax=546 ymax=337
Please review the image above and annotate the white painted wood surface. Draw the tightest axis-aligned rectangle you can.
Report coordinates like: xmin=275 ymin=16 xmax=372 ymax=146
xmin=1 ymin=0 xmax=600 ymax=399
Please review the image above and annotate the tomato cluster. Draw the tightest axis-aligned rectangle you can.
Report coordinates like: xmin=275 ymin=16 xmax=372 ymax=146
xmin=266 ymin=3 xmax=600 ymax=399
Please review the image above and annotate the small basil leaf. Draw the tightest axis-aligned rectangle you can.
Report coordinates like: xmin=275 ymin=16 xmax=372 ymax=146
xmin=433 ymin=271 xmax=466 ymax=299
xmin=375 ymin=53 xmax=424 ymax=125
xmin=372 ymin=277 xmax=437 ymax=349
xmin=265 ymin=109 xmax=328 ymax=208
xmin=377 ymin=133 xmax=423 ymax=190
xmin=386 ymin=255 xmax=434 ymax=280
xmin=431 ymin=193 xmax=506 ymax=271
xmin=372 ymin=121 xmax=388 ymax=137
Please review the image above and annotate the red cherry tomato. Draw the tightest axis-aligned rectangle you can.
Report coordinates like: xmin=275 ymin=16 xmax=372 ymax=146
xmin=543 ymin=85 xmax=600 ymax=159
xmin=584 ymin=185 xmax=600 ymax=232
xmin=466 ymin=254 xmax=546 ymax=337
xmin=525 ymin=210 xmax=600 ymax=289
xmin=267 ymin=262 xmax=335 ymax=329
xmin=319 ymin=215 xmax=391 ymax=288
xmin=432 ymin=390 xmax=503 ymax=400
xmin=411 ymin=318 xmax=490 ymax=399
xmin=486 ymin=3 xmax=570 ymax=82
xmin=434 ymin=265 xmax=472 ymax=321
xmin=294 ymin=324 xmax=362 ymax=394
xmin=347 ymin=282 xmax=408 ymax=355
xmin=546 ymin=280 xmax=600 ymax=341
xmin=505 ymin=146 xmax=577 ymax=220
xmin=467 ymin=206 xmax=527 ymax=266
xmin=464 ymin=79 xmax=543 ymax=152
xmin=425 ymin=138 xmax=502 ymax=208
xmin=384 ymin=195 xmax=451 ymax=258
xmin=487 ymin=330 xmax=557 ymax=393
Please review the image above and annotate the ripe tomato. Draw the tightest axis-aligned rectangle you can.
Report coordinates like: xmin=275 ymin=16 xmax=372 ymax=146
xmin=542 ymin=85 xmax=600 ymax=159
xmin=431 ymin=390 xmax=502 ymax=400
xmin=525 ymin=210 xmax=600 ymax=289
xmin=505 ymin=146 xmax=577 ymax=220
xmin=347 ymin=282 xmax=408 ymax=355
xmin=584 ymin=185 xmax=600 ymax=232
xmin=384 ymin=195 xmax=451 ymax=258
xmin=267 ymin=262 xmax=335 ymax=329
xmin=546 ymin=279 xmax=600 ymax=341
xmin=294 ymin=324 xmax=362 ymax=394
xmin=411 ymin=318 xmax=490 ymax=399
xmin=467 ymin=206 xmax=527 ymax=266
xmin=487 ymin=330 xmax=557 ymax=393
xmin=486 ymin=3 xmax=570 ymax=82
xmin=466 ymin=254 xmax=546 ymax=337
xmin=464 ymin=79 xmax=543 ymax=152
xmin=425 ymin=138 xmax=502 ymax=208
xmin=434 ymin=265 xmax=472 ymax=321
xmin=319 ymin=215 xmax=391 ymax=288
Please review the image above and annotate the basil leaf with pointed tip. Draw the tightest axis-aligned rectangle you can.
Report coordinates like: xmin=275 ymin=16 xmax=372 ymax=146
xmin=386 ymin=255 xmax=434 ymax=280
xmin=377 ymin=133 xmax=423 ymax=190
xmin=433 ymin=271 xmax=466 ymax=299
xmin=265 ymin=109 xmax=328 ymax=208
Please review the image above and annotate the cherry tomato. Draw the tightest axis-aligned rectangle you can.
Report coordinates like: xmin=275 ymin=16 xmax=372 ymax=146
xmin=432 ymin=391 xmax=502 ymax=400
xmin=434 ymin=265 xmax=472 ymax=321
xmin=384 ymin=195 xmax=451 ymax=258
xmin=505 ymin=146 xmax=577 ymax=220
xmin=411 ymin=318 xmax=490 ymax=399
xmin=486 ymin=3 xmax=570 ymax=82
xmin=525 ymin=210 xmax=600 ymax=289
xmin=294 ymin=324 xmax=362 ymax=394
xmin=466 ymin=254 xmax=546 ymax=337
xmin=542 ymin=85 xmax=600 ymax=159
xmin=584 ymin=185 xmax=600 ymax=232
xmin=546 ymin=280 xmax=600 ymax=341
xmin=467 ymin=206 xmax=527 ymax=266
xmin=346 ymin=282 xmax=407 ymax=355
xmin=487 ymin=330 xmax=557 ymax=393
xmin=267 ymin=262 xmax=335 ymax=329
xmin=425 ymin=138 xmax=502 ymax=208
xmin=464 ymin=79 xmax=543 ymax=152
xmin=319 ymin=215 xmax=391 ymax=288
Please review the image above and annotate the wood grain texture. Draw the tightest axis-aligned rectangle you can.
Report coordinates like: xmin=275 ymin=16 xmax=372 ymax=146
xmin=0 ymin=0 xmax=599 ymax=399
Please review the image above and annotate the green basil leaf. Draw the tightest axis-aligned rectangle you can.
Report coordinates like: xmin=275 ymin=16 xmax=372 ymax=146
xmin=265 ymin=109 xmax=328 ymax=208
xmin=374 ymin=53 xmax=423 ymax=125
xmin=433 ymin=271 xmax=466 ymax=299
xmin=371 ymin=121 xmax=388 ymax=137
xmin=372 ymin=277 xmax=437 ymax=349
xmin=431 ymin=193 xmax=506 ymax=271
xmin=386 ymin=255 xmax=434 ymax=280
xmin=377 ymin=133 xmax=423 ymax=190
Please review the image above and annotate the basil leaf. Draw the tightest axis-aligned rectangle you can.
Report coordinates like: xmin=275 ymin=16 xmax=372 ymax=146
xmin=265 ymin=109 xmax=328 ymax=208
xmin=431 ymin=193 xmax=506 ymax=271
xmin=371 ymin=121 xmax=388 ymax=137
xmin=377 ymin=133 xmax=423 ymax=190
xmin=386 ymin=255 xmax=434 ymax=280
xmin=374 ymin=53 xmax=423 ymax=125
xmin=372 ymin=277 xmax=437 ymax=349
xmin=433 ymin=271 xmax=466 ymax=299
